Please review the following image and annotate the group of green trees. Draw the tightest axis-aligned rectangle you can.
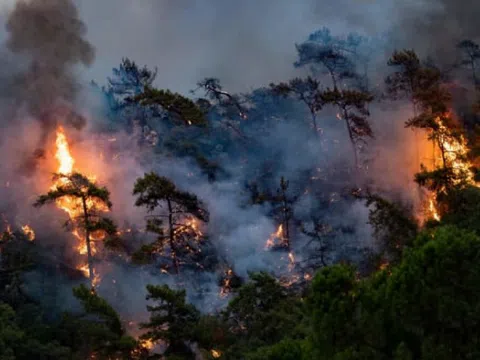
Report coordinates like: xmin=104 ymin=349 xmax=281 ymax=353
xmin=1 ymin=28 xmax=480 ymax=359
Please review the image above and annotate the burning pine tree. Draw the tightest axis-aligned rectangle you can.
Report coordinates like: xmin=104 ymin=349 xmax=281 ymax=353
xmin=34 ymin=127 xmax=119 ymax=288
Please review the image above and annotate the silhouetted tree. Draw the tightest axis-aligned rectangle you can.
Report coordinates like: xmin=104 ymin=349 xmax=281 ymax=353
xmin=320 ymin=88 xmax=374 ymax=170
xmin=133 ymin=87 xmax=207 ymax=126
xmin=294 ymin=27 xmax=358 ymax=89
xmin=195 ymin=77 xmax=247 ymax=119
xmin=456 ymin=39 xmax=480 ymax=87
xmin=270 ymin=77 xmax=324 ymax=136
xmin=132 ymin=172 xmax=209 ymax=273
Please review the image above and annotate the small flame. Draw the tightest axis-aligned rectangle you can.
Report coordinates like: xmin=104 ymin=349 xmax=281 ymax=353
xmin=21 ymin=225 xmax=35 ymax=241
xmin=140 ymin=339 xmax=155 ymax=350
xmin=211 ymin=349 xmax=221 ymax=358
xmin=423 ymin=114 xmax=477 ymax=222
xmin=265 ymin=224 xmax=284 ymax=249
xmin=220 ymin=269 xmax=233 ymax=298
xmin=288 ymin=252 xmax=295 ymax=272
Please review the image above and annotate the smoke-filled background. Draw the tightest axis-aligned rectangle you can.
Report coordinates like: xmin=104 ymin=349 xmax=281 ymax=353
xmin=0 ymin=0 xmax=478 ymax=337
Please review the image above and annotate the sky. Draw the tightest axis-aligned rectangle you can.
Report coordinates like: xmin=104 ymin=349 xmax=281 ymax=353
xmin=1 ymin=0 xmax=478 ymax=95
xmin=73 ymin=0 xmax=397 ymax=94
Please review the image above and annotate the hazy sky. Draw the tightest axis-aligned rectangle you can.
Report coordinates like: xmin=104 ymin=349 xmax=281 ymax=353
xmin=74 ymin=0 xmax=396 ymax=94
xmin=1 ymin=0 xmax=477 ymax=95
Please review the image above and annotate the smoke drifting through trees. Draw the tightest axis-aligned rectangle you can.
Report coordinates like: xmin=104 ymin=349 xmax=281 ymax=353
xmin=0 ymin=1 xmax=479 ymax=357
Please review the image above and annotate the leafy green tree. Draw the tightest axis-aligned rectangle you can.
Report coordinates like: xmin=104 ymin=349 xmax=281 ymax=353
xmin=132 ymin=172 xmax=209 ymax=273
xmin=55 ymin=284 xmax=138 ymax=360
xmin=270 ymin=77 xmax=324 ymax=136
xmin=245 ymin=338 xmax=304 ymax=360
xmin=141 ymin=284 xmax=200 ymax=359
xmin=364 ymin=193 xmax=418 ymax=264
xmin=222 ymin=272 xmax=304 ymax=358
xmin=34 ymin=172 xmax=119 ymax=287
xmin=438 ymin=185 xmax=480 ymax=233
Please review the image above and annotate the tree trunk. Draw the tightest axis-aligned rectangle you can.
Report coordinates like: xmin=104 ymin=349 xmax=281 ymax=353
xmin=167 ymin=198 xmax=179 ymax=274
xmin=311 ymin=111 xmax=319 ymax=137
xmin=81 ymin=196 xmax=95 ymax=288
xmin=343 ymin=109 xmax=358 ymax=172
xmin=282 ymin=193 xmax=290 ymax=249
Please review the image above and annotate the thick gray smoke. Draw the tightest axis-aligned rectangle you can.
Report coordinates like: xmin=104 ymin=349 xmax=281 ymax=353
xmin=4 ymin=0 xmax=94 ymax=164
xmin=396 ymin=0 xmax=480 ymax=59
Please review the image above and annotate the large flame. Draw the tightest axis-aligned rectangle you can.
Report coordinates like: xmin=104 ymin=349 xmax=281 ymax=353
xmin=52 ymin=127 xmax=104 ymax=285
xmin=425 ymin=115 xmax=476 ymax=221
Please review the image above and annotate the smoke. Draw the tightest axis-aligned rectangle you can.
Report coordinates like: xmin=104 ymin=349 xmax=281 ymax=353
xmin=4 ymin=0 xmax=94 ymax=162
xmin=393 ymin=0 xmax=480 ymax=66
xmin=2 ymin=0 xmax=478 ymax=346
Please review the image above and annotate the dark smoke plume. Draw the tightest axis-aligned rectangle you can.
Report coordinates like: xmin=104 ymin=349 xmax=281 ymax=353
xmin=396 ymin=0 xmax=480 ymax=65
xmin=5 ymin=0 xmax=94 ymax=172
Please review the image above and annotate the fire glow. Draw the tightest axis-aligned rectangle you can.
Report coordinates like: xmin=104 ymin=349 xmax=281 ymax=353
xmin=425 ymin=115 xmax=477 ymax=221
xmin=51 ymin=127 xmax=104 ymax=285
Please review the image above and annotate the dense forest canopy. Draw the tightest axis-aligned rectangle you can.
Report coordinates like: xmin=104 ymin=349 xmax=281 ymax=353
xmin=0 ymin=0 xmax=480 ymax=359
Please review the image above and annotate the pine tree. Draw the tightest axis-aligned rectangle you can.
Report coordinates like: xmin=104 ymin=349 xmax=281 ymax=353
xmin=132 ymin=172 xmax=209 ymax=273
xmin=270 ymin=77 xmax=324 ymax=136
xmin=34 ymin=172 xmax=119 ymax=287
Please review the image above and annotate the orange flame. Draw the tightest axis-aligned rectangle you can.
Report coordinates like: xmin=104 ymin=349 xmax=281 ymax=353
xmin=265 ymin=224 xmax=284 ymax=249
xmin=51 ymin=127 xmax=105 ymax=286
xmin=211 ymin=349 xmax=222 ymax=358
xmin=21 ymin=225 xmax=35 ymax=241
xmin=424 ymin=115 xmax=476 ymax=221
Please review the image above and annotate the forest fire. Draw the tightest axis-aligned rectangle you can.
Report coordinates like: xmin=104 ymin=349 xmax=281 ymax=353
xmin=265 ymin=224 xmax=284 ymax=249
xmin=50 ymin=127 xmax=106 ymax=285
xmin=211 ymin=349 xmax=222 ymax=358
xmin=424 ymin=115 xmax=477 ymax=221
xmin=21 ymin=224 xmax=35 ymax=241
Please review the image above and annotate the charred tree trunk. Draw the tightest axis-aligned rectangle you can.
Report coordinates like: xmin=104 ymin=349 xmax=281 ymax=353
xmin=167 ymin=198 xmax=179 ymax=274
xmin=281 ymin=191 xmax=290 ymax=249
xmin=81 ymin=196 xmax=95 ymax=287
xmin=343 ymin=108 xmax=359 ymax=172
xmin=310 ymin=110 xmax=319 ymax=137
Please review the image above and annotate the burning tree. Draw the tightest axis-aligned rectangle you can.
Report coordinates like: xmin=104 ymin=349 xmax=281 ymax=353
xmin=132 ymin=172 xmax=209 ymax=274
xmin=34 ymin=172 xmax=119 ymax=287
xmin=265 ymin=177 xmax=294 ymax=250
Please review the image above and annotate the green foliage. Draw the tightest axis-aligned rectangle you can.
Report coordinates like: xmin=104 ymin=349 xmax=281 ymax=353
xmin=439 ymin=185 xmax=480 ymax=233
xmin=222 ymin=272 xmax=304 ymax=358
xmin=73 ymin=284 xmax=123 ymax=336
xmin=245 ymin=338 xmax=305 ymax=360
xmin=132 ymin=172 xmax=209 ymax=272
xmin=134 ymin=87 xmax=207 ymax=126
xmin=133 ymin=173 xmax=207 ymax=221
xmin=141 ymin=284 xmax=200 ymax=358
xmin=365 ymin=194 xmax=418 ymax=263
